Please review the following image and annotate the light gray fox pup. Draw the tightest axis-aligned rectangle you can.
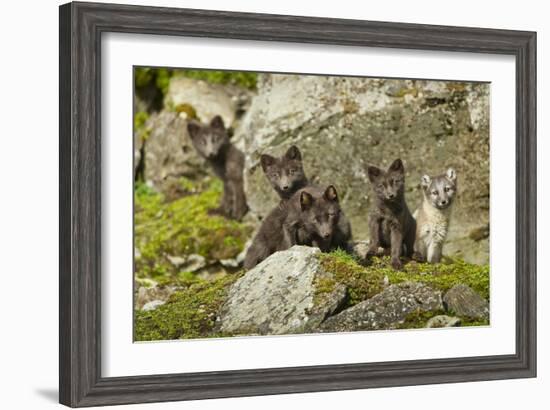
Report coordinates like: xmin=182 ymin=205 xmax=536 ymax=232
xmin=413 ymin=168 xmax=457 ymax=263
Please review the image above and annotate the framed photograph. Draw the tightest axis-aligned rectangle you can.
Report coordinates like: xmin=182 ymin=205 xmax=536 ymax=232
xmin=59 ymin=1 xmax=536 ymax=407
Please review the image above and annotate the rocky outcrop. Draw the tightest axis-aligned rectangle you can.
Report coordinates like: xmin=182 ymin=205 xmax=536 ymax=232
xmin=218 ymin=246 xmax=347 ymax=335
xmin=164 ymin=77 xmax=237 ymax=126
xmin=137 ymin=77 xmax=254 ymax=195
xmin=140 ymin=111 xmax=208 ymax=193
xmin=319 ymin=282 xmax=443 ymax=333
xmin=235 ymin=74 xmax=490 ymax=264
xmin=443 ymin=284 xmax=490 ymax=320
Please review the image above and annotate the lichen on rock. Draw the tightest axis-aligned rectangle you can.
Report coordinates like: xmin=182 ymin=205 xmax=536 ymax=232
xmin=218 ymin=246 xmax=347 ymax=336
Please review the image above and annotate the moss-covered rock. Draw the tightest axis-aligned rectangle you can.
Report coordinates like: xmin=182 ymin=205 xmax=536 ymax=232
xmin=318 ymin=250 xmax=490 ymax=308
xmin=134 ymin=273 xmax=242 ymax=341
xmin=134 ymin=178 xmax=253 ymax=284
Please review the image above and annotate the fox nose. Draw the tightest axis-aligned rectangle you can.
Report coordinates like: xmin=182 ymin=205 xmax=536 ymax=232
xmin=440 ymin=200 xmax=448 ymax=205
xmin=388 ymin=193 xmax=395 ymax=199
xmin=322 ymin=232 xmax=330 ymax=238
xmin=282 ymin=185 xmax=289 ymax=191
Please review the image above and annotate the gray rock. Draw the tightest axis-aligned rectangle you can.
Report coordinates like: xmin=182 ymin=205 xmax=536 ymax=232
xmin=319 ymin=282 xmax=443 ymax=333
xmin=235 ymin=74 xmax=490 ymax=264
xmin=166 ymin=254 xmax=206 ymax=272
xmin=142 ymin=111 xmax=208 ymax=192
xmin=218 ymin=246 xmax=347 ymax=335
xmin=443 ymin=284 xmax=489 ymax=320
xmin=164 ymin=77 xmax=237 ymax=126
xmin=426 ymin=315 xmax=462 ymax=328
xmin=135 ymin=285 xmax=179 ymax=310
xmin=142 ymin=300 xmax=166 ymax=311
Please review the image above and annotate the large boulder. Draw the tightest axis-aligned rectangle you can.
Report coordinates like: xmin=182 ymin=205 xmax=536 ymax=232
xmin=141 ymin=111 xmax=208 ymax=193
xmin=218 ymin=246 xmax=347 ymax=335
xmin=164 ymin=77 xmax=237 ymax=126
xmin=236 ymin=74 xmax=490 ymax=264
xmin=319 ymin=281 xmax=443 ymax=332
xmin=443 ymin=284 xmax=489 ymax=320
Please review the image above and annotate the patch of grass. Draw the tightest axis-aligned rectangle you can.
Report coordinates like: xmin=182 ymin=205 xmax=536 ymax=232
xmin=397 ymin=308 xmax=448 ymax=329
xmin=134 ymin=273 xmax=242 ymax=341
xmin=318 ymin=251 xmax=490 ymax=310
xmin=398 ymin=308 xmax=490 ymax=329
xmin=177 ymin=69 xmax=257 ymax=90
xmin=134 ymin=178 xmax=252 ymax=282
xmin=318 ymin=249 xmax=380 ymax=307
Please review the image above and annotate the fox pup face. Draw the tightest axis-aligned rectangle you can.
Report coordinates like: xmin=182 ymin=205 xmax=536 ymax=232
xmin=187 ymin=115 xmax=229 ymax=159
xmin=260 ymin=146 xmax=307 ymax=198
xmin=299 ymin=186 xmax=340 ymax=240
xmin=421 ymin=168 xmax=457 ymax=210
xmin=367 ymin=159 xmax=405 ymax=203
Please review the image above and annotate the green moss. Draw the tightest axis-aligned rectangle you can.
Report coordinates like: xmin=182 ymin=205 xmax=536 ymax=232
xmin=398 ymin=308 xmax=489 ymax=329
xmin=397 ymin=308 xmax=448 ymax=329
xmin=134 ymin=273 xmax=242 ymax=341
xmin=135 ymin=67 xmax=257 ymax=109
xmin=318 ymin=249 xmax=380 ymax=307
xmin=134 ymin=178 xmax=252 ymax=282
xmin=318 ymin=251 xmax=490 ymax=310
xmin=134 ymin=111 xmax=149 ymax=131
xmin=176 ymin=69 xmax=257 ymax=90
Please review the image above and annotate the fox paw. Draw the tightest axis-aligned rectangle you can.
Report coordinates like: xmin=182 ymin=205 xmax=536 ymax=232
xmin=391 ymin=258 xmax=403 ymax=270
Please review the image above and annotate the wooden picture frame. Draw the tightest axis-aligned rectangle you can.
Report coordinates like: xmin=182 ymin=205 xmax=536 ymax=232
xmin=59 ymin=1 xmax=536 ymax=407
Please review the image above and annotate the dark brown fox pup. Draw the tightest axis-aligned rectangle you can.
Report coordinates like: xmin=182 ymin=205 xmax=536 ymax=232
xmin=243 ymin=185 xmax=350 ymax=270
xmin=259 ymin=145 xmax=353 ymax=250
xmin=366 ymin=158 xmax=416 ymax=270
xmin=243 ymin=202 xmax=290 ymax=270
xmin=187 ymin=115 xmax=248 ymax=220
xmin=260 ymin=145 xmax=308 ymax=200
xmin=285 ymin=185 xmax=351 ymax=252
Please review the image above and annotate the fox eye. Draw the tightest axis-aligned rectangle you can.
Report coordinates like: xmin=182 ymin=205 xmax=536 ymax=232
xmin=289 ymin=169 xmax=296 ymax=175
xmin=431 ymin=190 xmax=438 ymax=196
xmin=444 ymin=186 xmax=451 ymax=192
xmin=272 ymin=173 xmax=279 ymax=178
xmin=377 ymin=184 xmax=384 ymax=189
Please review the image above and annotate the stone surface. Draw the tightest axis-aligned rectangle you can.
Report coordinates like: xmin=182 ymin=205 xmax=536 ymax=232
xmin=135 ymin=285 xmax=179 ymax=310
xmin=443 ymin=284 xmax=489 ymax=320
xmin=166 ymin=254 xmax=206 ymax=272
xmin=426 ymin=315 xmax=462 ymax=328
xmin=319 ymin=282 xmax=443 ymax=332
xmin=164 ymin=77 xmax=237 ymax=126
xmin=235 ymin=74 xmax=490 ymax=263
xmin=142 ymin=111 xmax=208 ymax=192
xmin=142 ymin=300 xmax=166 ymax=312
xmin=218 ymin=246 xmax=347 ymax=335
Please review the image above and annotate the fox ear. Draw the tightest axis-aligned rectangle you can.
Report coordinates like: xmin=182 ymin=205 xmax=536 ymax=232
xmin=300 ymin=191 xmax=313 ymax=211
xmin=210 ymin=115 xmax=225 ymax=130
xmin=421 ymin=175 xmax=431 ymax=188
xmin=446 ymin=168 xmax=457 ymax=182
xmin=260 ymin=154 xmax=275 ymax=172
xmin=324 ymin=185 xmax=338 ymax=202
xmin=389 ymin=158 xmax=404 ymax=174
xmin=285 ymin=145 xmax=302 ymax=161
xmin=187 ymin=122 xmax=200 ymax=138
xmin=367 ymin=166 xmax=382 ymax=183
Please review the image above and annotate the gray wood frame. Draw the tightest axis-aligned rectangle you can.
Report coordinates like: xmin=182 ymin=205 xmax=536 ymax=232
xmin=59 ymin=1 xmax=536 ymax=407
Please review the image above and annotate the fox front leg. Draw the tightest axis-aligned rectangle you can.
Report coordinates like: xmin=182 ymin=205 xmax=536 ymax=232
xmin=232 ymin=180 xmax=248 ymax=221
xmin=390 ymin=227 xmax=404 ymax=270
xmin=367 ymin=216 xmax=382 ymax=257
xmin=427 ymin=243 xmax=442 ymax=263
